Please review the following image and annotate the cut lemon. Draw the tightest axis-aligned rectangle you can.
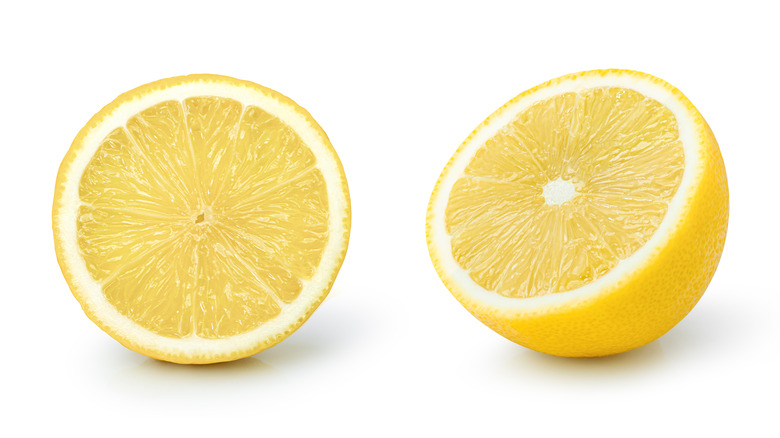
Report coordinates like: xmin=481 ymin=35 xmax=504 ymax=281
xmin=53 ymin=75 xmax=350 ymax=364
xmin=427 ymin=69 xmax=728 ymax=357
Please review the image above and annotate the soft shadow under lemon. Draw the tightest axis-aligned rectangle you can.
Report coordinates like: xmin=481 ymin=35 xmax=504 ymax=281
xmin=117 ymin=355 xmax=275 ymax=382
xmin=511 ymin=341 xmax=667 ymax=379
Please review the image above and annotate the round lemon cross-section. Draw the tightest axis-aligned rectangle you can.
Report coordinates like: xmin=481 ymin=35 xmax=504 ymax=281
xmin=53 ymin=74 xmax=351 ymax=364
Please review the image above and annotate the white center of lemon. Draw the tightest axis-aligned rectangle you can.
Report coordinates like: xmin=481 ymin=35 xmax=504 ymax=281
xmin=542 ymin=178 xmax=576 ymax=205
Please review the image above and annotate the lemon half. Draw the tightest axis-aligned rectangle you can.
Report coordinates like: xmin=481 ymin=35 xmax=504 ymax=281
xmin=427 ymin=69 xmax=728 ymax=357
xmin=53 ymin=75 xmax=350 ymax=364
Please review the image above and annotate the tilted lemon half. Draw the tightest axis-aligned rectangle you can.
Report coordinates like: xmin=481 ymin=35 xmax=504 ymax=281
xmin=53 ymin=75 xmax=350 ymax=364
xmin=427 ymin=69 xmax=728 ymax=357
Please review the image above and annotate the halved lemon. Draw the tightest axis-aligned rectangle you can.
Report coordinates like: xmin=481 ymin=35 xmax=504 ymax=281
xmin=427 ymin=69 xmax=728 ymax=357
xmin=53 ymin=75 xmax=350 ymax=364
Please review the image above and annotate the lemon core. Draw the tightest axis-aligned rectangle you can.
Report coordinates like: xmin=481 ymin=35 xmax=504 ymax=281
xmin=542 ymin=178 xmax=576 ymax=205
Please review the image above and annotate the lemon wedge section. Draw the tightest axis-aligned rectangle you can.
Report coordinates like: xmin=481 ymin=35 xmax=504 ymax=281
xmin=427 ymin=70 xmax=728 ymax=357
xmin=54 ymin=75 xmax=350 ymax=363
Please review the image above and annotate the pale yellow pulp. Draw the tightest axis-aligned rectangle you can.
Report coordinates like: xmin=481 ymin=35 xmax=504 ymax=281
xmin=77 ymin=97 xmax=329 ymax=338
xmin=445 ymin=88 xmax=684 ymax=298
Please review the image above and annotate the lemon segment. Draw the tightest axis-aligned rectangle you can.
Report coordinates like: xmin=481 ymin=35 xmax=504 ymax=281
xmin=54 ymin=75 xmax=350 ymax=363
xmin=427 ymin=70 xmax=728 ymax=357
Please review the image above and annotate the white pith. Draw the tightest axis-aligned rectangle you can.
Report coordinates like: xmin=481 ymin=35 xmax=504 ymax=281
xmin=54 ymin=79 xmax=349 ymax=358
xmin=428 ymin=72 xmax=701 ymax=313
xmin=542 ymin=178 xmax=577 ymax=206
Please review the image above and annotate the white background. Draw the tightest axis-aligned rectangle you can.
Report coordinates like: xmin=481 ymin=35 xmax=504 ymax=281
xmin=1 ymin=1 xmax=777 ymax=436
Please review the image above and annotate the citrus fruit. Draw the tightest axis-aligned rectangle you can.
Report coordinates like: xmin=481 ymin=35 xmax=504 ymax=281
xmin=426 ymin=69 xmax=728 ymax=357
xmin=53 ymin=74 xmax=350 ymax=364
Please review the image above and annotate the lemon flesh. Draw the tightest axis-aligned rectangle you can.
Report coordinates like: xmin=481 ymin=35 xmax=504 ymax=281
xmin=446 ymin=88 xmax=684 ymax=298
xmin=427 ymin=70 xmax=728 ymax=357
xmin=78 ymin=98 xmax=328 ymax=338
xmin=54 ymin=75 xmax=350 ymax=363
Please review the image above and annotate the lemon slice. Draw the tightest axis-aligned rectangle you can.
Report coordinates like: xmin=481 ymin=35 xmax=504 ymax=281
xmin=53 ymin=75 xmax=350 ymax=364
xmin=427 ymin=69 xmax=728 ymax=357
